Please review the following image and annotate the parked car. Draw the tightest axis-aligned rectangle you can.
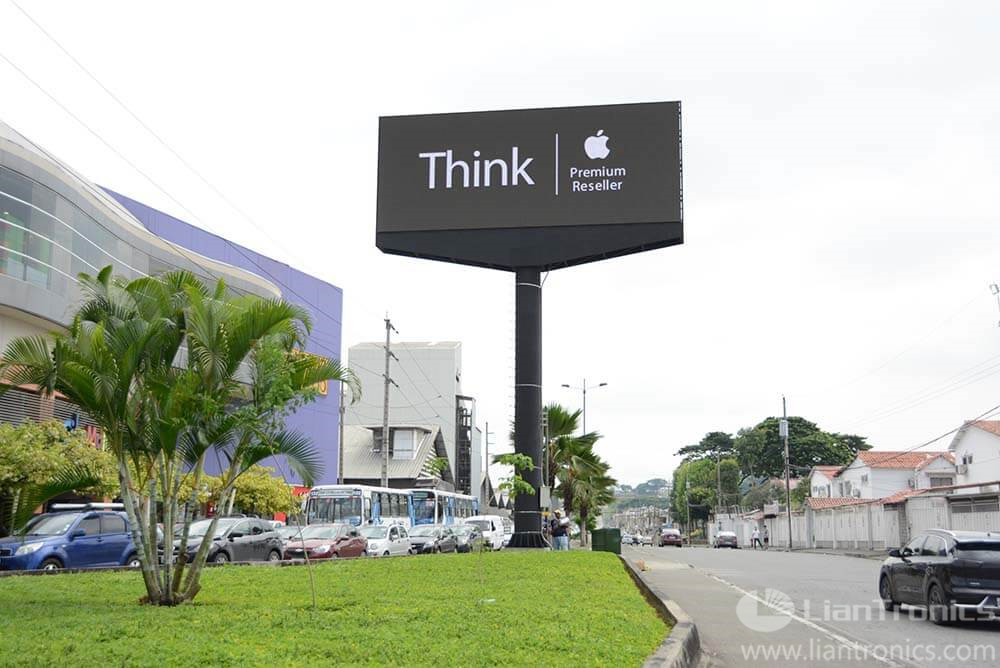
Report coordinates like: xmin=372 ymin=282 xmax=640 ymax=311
xmin=360 ymin=524 xmax=411 ymax=557
xmin=879 ymin=529 xmax=1000 ymax=624
xmin=713 ymin=531 xmax=738 ymax=549
xmin=408 ymin=525 xmax=458 ymax=554
xmin=465 ymin=515 xmax=505 ymax=551
xmin=0 ymin=505 xmax=142 ymax=572
xmin=621 ymin=533 xmax=633 ymax=544
xmin=275 ymin=525 xmax=306 ymax=548
xmin=633 ymin=534 xmax=654 ymax=546
xmin=660 ymin=528 xmax=684 ymax=547
xmin=176 ymin=517 xmax=283 ymax=564
xmin=284 ymin=523 xmax=367 ymax=560
xmin=452 ymin=525 xmax=482 ymax=553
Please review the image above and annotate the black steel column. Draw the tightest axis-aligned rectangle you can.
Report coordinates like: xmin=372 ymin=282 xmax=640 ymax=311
xmin=509 ymin=266 xmax=546 ymax=548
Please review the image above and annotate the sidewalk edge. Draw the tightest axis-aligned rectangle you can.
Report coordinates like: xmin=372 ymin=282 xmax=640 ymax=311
xmin=619 ymin=555 xmax=701 ymax=668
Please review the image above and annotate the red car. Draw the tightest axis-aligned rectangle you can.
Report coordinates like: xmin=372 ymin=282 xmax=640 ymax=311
xmin=659 ymin=528 xmax=683 ymax=547
xmin=283 ymin=523 xmax=367 ymax=560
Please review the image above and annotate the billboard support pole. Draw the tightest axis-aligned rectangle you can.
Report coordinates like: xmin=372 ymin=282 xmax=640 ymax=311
xmin=509 ymin=266 xmax=546 ymax=548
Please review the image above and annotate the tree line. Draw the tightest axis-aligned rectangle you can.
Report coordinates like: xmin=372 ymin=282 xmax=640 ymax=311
xmin=670 ymin=416 xmax=871 ymax=524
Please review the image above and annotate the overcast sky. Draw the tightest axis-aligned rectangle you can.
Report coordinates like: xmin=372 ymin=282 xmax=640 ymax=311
xmin=3 ymin=1 xmax=999 ymax=486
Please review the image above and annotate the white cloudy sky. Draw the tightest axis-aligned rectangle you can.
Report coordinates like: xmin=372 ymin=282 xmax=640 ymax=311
xmin=2 ymin=1 xmax=999 ymax=486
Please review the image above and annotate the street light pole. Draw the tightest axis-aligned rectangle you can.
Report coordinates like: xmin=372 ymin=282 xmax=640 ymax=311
xmin=561 ymin=379 xmax=608 ymax=434
xmin=781 ymin=396 xmax=792 ymax=551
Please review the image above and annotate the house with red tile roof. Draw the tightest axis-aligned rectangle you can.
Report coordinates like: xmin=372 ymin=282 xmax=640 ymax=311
xmin=828 ymin=450 xmax=955 ymax=499
xmin=807 ymin=465 xmax=844 ymax=498
xmin=948 ymin=420 xmax=1000 ymax=486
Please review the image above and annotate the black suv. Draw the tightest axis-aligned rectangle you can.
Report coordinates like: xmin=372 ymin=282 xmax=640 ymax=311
xmin=879 ymin=528 xmax=1000 ymax=624
xmin=174 ymin=517 xmax=283 ymax=564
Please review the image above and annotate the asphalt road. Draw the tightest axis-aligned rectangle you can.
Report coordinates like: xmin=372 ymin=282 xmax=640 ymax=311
xmin=625 ymin=545 xmax=1000 ymax=668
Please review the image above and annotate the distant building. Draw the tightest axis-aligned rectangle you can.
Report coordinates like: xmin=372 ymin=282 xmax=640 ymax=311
xmin=339 ymin=425 xmax=454 ymax=490
xmin=345 ymin=341 xmax=484 ymax=501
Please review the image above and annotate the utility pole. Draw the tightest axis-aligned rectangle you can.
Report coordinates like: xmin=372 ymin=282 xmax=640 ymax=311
xmin=381 ymin=316 xmax=398 ymax=488
xmin=338 ymin=381 xmax=346 ymax=484
xmin=716 ymin=452 xmax=723 ymax=518
xmin=685 ymin=479 xmax=691 ymax=545
xmin=781 ymin=396 xmax=792 ymax=551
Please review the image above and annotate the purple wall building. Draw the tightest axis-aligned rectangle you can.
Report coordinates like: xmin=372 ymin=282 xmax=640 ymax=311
xmin=105 ymin=189 xmax=343 ymax=486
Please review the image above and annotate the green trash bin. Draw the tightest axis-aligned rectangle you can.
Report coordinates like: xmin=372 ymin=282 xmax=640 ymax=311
xmin=591 ymin=528 xmax=621 ymax=554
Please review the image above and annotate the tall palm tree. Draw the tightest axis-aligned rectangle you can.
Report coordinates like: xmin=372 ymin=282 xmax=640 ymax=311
xmin=0 ymin=266 xmax=358 ymax=605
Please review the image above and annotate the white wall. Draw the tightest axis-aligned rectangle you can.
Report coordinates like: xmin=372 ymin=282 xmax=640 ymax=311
xmin=836 ymin=456 xmax=914 ymax=499
xmin=835 ymin=458 xmax=868 ymax=497
xmin=954 ymin=427 xmax=1000 ymax=485
xmin=0 ymin=308 xmax=48 ymax=357
xmin=810 ymin=471 xmax=834 ymax=497
xmin=914 ymin=457 xmax=957 ymax=489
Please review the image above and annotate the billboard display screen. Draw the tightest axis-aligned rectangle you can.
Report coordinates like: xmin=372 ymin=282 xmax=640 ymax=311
xmin=376 ymin=102 xmax=682 ymax=270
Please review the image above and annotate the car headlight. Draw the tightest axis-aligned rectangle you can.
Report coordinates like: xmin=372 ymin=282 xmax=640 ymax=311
xmin=15 ymin=542 xmax=44 ymax=556
xmin=312 ymin=545 xmax=331 ymax=554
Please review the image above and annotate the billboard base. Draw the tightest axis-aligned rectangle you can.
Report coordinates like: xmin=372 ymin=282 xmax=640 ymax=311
xmin=508 ymin=531 xmax=548 ymax=549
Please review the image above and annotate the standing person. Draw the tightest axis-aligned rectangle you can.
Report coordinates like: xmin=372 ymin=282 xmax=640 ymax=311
xmin=550 ymin=509 xmax=569 ymax=551
xmin=751 ymin=526 xmax=762 ymax=550
xmin=762 ymin=526 xmax=770 ymax=550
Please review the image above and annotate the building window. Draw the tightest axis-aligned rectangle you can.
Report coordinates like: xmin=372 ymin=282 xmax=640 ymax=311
xmin=861 ymin=474 xmax=869 ymax=485
xmin=393 ymin=429 xmax=415 ymax=460
xmin=928 ymin=476 xmax=953 ymax=488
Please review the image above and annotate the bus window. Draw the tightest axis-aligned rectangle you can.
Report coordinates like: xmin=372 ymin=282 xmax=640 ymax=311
xmin=412 ymin=492 xmax=435 ymax=525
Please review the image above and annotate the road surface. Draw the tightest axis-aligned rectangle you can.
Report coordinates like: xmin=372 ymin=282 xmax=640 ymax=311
xmin=625 ymin=545 xmax=1000 ymax=667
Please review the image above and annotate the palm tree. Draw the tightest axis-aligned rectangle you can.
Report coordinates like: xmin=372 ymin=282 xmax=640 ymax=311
xmin=570 ymin=462 xmax=616 ymax=546
xmin=0 ymin=266 xmax=358 ymax=605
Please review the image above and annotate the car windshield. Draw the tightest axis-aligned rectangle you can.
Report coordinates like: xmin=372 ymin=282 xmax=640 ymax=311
xmin=301 ymin=526 xmax=341 ymax=540
xmin=20 ymin=512 xmax=81 ymax=536
xmin=467 ymin=520 xmax=492 ymax=532
xmin=183 ymin=518 xmax=239 ymax=539
xmin=453 ymin=526 xmax=475 ymax=536
xmin=277 ymin=526 xmax=305 ymax=540
xmin=360 ymin=527 xmax=388 ymax=539
xmin=664 ymin=530 xmax=680 ymax=536
xmin=409 ymin=526 xmax=439 ymax=537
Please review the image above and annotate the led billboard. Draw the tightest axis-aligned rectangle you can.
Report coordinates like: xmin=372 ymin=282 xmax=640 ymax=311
xmin=376 ymin=102 xmax=682 ymax=270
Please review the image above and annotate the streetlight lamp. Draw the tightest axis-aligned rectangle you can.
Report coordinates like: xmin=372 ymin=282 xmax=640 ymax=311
xmin=560 ymin=379 xmax=608 ymax=434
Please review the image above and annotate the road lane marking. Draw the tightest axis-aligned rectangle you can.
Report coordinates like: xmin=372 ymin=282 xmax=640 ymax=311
xmin=703 ymin=572 xmax=906 ymax=667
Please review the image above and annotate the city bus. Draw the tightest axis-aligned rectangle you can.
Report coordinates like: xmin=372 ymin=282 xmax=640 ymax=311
xmin=409 ymin=489 xmax=479 ymax=526
xmin=304 ymin=485 xmax=413 ymax=528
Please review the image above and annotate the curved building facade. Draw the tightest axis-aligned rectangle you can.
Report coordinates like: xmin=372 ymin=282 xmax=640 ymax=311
xmin=1 ymin=121 xmax=343 ymax=486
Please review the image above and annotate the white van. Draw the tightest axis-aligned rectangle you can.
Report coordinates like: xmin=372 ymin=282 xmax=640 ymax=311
xmin=465 ymin=515 xmax=506 ymax=550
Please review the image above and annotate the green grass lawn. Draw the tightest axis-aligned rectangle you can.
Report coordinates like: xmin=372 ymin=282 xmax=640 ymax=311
xmin=0 ymin=550 xmax=668 ymax=667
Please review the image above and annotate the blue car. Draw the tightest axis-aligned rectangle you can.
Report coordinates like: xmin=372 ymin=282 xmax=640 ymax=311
xmin=0 ymin=506 xmax=142 ymax=572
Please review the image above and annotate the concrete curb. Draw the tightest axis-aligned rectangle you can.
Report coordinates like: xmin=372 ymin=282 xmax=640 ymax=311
xmin=619 ymin=555 xmax=701 ymax=668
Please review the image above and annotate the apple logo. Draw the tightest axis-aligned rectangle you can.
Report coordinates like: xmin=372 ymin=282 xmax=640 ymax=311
xmin=584 ymin=130 xmax=610 ymax=160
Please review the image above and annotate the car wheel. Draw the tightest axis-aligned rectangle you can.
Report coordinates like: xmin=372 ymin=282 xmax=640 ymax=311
xmin=383 ymin=550 xmax=390 ymax=557
xmin=126 ymin=553 xmax=142 ymax=568
xmin=212 ymin=551 xmax=229 ymax=564
xmin=267 ymin=549 xmax=281 ymax=562
xmin=927 ymin=584 xmax=954 ymax=625
xmin=879 ymin=575 xmax=897 ymax=611
xmin=39 ymin=558 xmax=63 ymax=572
xmin=331 ymin=552 xmax=339 ymax=559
